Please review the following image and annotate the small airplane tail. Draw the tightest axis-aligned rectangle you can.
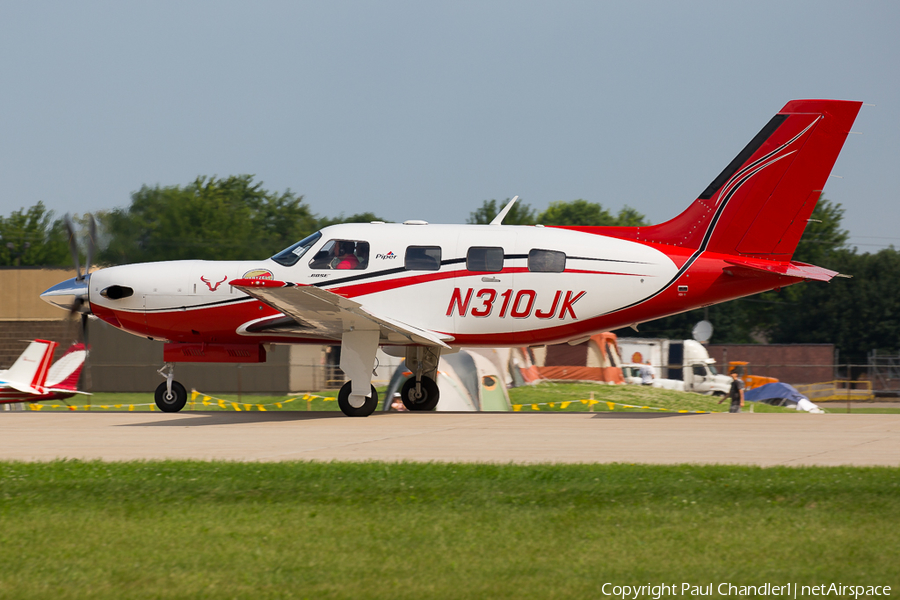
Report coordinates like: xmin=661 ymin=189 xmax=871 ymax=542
xmin=569 ymin=100 xmax=863 ymax=261
xmin=45 ymin=343 xmax=87 ymax=392
xmin=5 ymin=339 xmax=58 ymax=392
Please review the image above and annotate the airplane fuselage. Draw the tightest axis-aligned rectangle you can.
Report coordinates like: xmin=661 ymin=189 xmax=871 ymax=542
xmin=81 ymin=222 xmax=789 ymax=348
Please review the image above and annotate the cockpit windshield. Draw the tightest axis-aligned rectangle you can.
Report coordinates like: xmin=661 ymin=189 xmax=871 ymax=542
xmin=271 ymin=231 xmax=322 ymax=267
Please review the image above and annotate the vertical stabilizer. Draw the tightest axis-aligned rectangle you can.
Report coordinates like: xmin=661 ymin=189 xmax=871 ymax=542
xmin=562 ymin=100 xmax=862 ymax=262
xmin=3 ymin=339 xmax=59 ymax=391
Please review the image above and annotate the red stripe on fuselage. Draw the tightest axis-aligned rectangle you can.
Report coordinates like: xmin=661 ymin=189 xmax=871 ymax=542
xmin=326 ymin=265 xmax=645 ymax=298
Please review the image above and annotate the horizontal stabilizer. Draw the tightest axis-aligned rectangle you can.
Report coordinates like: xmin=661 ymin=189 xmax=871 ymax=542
xmin=723 ymin=258 xmax=839 ymax=282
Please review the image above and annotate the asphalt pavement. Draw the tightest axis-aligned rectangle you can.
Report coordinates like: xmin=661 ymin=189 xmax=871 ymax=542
xmin=1 ymin=411 xmax=898 ymax=466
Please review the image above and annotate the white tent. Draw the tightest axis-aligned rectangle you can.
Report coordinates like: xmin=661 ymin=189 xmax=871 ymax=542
xmin=382 ymin=350 xmax=511 ymax=412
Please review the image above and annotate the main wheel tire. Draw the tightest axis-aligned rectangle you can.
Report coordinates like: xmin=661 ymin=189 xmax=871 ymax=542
xmin=155 ymin=381 xmax=187 ymax=413
xmin=400 ymin=376 xmax=440 ymax=411
xmin=337 ymin=382 xmax=379 ymax=417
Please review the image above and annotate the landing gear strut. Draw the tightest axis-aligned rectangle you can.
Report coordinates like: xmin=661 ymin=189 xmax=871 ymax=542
xmin=337 ymin=328 xmax=380 ymax=417
xmin=402 ymin=346 xmax=441 ymax=411
xmin=155 ymin=362 xmax=187 ymax=412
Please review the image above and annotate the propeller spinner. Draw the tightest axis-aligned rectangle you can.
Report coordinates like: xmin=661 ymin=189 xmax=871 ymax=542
xmin=41 ymin=214 xmax=96 ymax=314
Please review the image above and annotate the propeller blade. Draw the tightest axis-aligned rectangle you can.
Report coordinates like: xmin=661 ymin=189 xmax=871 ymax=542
xmin=70 ymin=296 xmax=84 ymax=316
xmin=64 ymin=214 xmax=82 ymax=281
xmin=84 ymin=214 xmax=96 ymax=278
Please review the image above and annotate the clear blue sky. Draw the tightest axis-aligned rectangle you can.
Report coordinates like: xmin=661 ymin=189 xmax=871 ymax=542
xmin=1 ymin=1 xmax=897 ymax=251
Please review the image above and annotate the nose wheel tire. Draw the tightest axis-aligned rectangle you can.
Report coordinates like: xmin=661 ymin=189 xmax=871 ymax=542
xmin=401 ymin=376 xmax=440 ymax=411
xmin=155 ymin=381 xmax=188 ymax=412
xmin=337 ymin=382 xmax=379 ymax=417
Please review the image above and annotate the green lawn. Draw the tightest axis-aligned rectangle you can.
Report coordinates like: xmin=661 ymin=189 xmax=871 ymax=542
xmin=0 ymin=461 xmax=897 ymax=599
xmin=16 ymin=382 xmax=898 ymax=414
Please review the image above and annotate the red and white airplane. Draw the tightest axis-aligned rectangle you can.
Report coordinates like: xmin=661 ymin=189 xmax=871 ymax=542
xmin=0 ymin=340 xmax=88 ymax=405
xmin=41 ymin=99 xmax=862 ymax=416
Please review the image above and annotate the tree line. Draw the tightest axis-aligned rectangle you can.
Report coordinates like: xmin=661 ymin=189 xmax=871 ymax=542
xmin=1 ymin=176 xmax=895 ymax=361
xmin=0 ymin=175 xmax=381 ymax=267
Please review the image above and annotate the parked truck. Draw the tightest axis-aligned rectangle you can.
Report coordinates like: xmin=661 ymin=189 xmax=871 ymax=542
xmin=617 ymin=338 xmax=732 ymax=396
xmin=727 ymin=361 xmax=778 ymax=390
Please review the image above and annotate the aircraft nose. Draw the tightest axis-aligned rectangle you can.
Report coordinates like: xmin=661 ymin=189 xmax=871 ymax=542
xmin=41 ymin=275 xmax=91 ymax=313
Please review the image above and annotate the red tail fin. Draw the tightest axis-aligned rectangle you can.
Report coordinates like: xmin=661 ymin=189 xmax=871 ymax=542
xmin=45 ymin=343 xmax=87 ymax=391
xmin=568 ymin=100 xmax=862 ymax=261
xmin=6 ymin=339 xmax=58 ymax=391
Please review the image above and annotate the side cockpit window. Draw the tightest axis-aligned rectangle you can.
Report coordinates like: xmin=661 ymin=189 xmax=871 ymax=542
xmin=271 ymin=231 xmax=322 ymax=267
xmin=466 ymin=247 xmax=504 ymax=272
xmin=309 ymin=240 xmax=370 ymax=270
xmin=528 ymin=249 xmax=566 ymax=273
xmin=405 ymin=246 xmax=441 ymax=271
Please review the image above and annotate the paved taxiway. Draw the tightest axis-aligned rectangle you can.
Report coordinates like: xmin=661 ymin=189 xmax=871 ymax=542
xmin=1 ymin=412 xmax=898 ymax=466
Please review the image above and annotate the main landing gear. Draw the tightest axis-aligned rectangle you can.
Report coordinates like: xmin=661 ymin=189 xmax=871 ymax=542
xmin=155 ymin=362 xmax=187 ymax=412
xmin=336 ymin=331 xmax=443 ymax=416
xmin=400 ymin=346 xmax=441 ymax=411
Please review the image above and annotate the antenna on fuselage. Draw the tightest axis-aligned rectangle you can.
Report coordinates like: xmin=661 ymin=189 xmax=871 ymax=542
xmin=489 ymin=195 xmax=519 ymax=225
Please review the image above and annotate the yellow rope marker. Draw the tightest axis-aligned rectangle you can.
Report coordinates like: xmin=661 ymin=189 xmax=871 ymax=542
xmin=607 ymin=402 xmax=615 ymax=411
xmin=231 ymin=402 xmax=241 ymax=411
xmin=549 ymin=402 xmax=555 ymax=408
xmin=149 ymin=404 xmax=155 ymax=411
xmin=561 ymin=401 xmax=571 ymax=409
xmin=243 ymin=403 xmax=252 ymax=411
xmin=218 ymin=400 xmax=226 ymax=409
xmin=256 ymin=404 xmax=265 ymax=411
xmin=284 ymin=398 xmax=294 ymax=404
xmin=275 ymin=402 xmax=282 ymax=408
xmin=191 ymin=390 xmax=199 ymax=401
xmin=531 ymin=404 xmax=540 ymax=411
xmin=512 ymin=404 xmax=522 ymax=411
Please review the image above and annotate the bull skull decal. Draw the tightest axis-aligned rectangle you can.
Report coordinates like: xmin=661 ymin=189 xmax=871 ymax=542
xmin=200 ymin=275 xmax=228 ymax=292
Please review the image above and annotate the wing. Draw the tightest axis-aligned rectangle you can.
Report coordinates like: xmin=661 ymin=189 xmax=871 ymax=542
xmin=230 ymin=279 xmax=453 ymax=348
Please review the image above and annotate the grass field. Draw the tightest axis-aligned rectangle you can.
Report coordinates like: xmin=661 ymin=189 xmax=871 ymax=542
xmin=17 ymin=382 xmax=898 ymax=414
xmin=0 ymin=461 xmax=897 ymax=599
xmin=17 ymin=382 xmax=815 ymax=414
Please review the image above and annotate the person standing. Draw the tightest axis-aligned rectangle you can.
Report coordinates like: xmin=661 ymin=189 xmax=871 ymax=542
xmin=721 ymin=372 xmax=745 ymax=413
xmin=639 ymin=360 xmax=655 ymax=386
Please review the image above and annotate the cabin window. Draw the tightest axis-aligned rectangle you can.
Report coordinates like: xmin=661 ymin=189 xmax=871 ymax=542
xmin=405 ymin=246 xmax=441 ymax=271
xmin=271 ymin=231 xmax=322 ymax=267
xmin=693 ymin=365 xmax=707 ymax=377
xmin=466 ymin=247 xmax=504 ymax=272
xmin=528 ymin=249 xmax=566 ymax=273
xmin=309 ymin=240 xmax=370 ymax=270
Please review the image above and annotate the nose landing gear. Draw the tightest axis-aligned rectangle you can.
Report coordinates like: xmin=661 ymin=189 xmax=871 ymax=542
xmin=155 ymin=362 xmax=187 ymax=412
